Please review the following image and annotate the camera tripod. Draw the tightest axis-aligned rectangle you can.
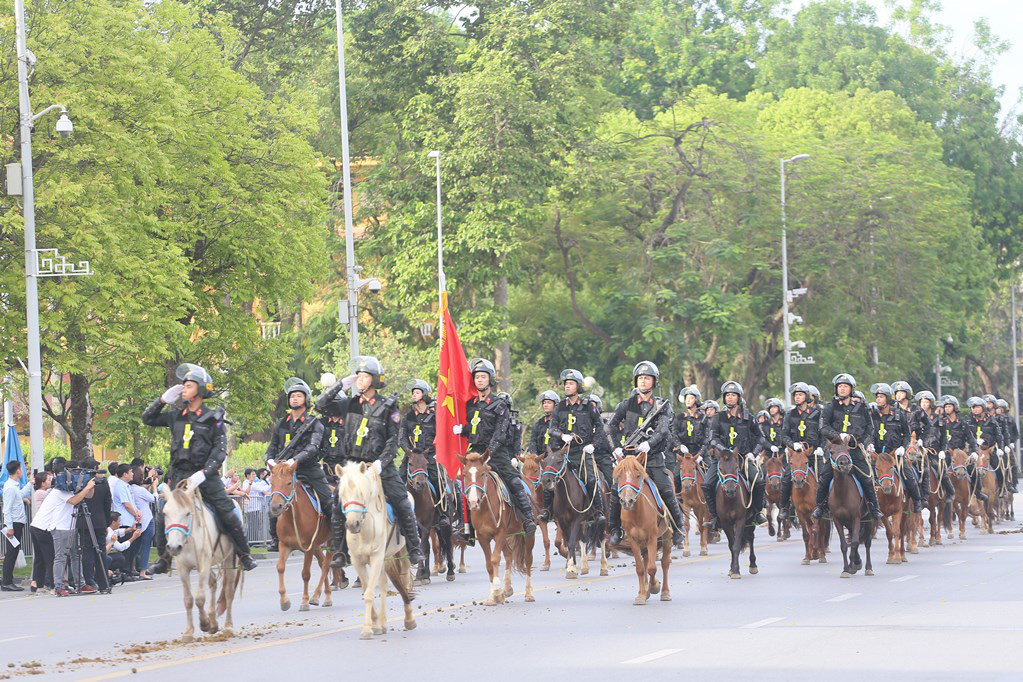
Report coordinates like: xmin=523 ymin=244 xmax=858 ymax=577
xmin=67 ymin=502 xmax=112 ymax=595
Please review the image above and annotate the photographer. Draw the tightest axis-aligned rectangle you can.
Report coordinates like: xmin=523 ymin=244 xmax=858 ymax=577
xmin=104 ymin=512 xmax=141 ymax=583
xmin=130 ymin=466 xmax=157 ymax=579
xmin=78 ymin=458 xmax=111 ymax=592
xmin=30 ymin=463 xmax=96 ymax=597
xmin=2 ymin=461 xmax=33 ymax=591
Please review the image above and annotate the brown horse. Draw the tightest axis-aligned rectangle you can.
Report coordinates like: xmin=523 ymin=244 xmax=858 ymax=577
xmin=763 ymin=453 xmax=790 ymax=541
xmin=613 ymin=452 xmax=671 ymax=605
xmin=923 ymin=451 xmax=950 ymax=546
xmin=714 ymin=448 xmax=759 ymax=579
xmin=787 ymin=447 xmax=824 ymax=564
xmin=947 ymin=449 xmax=972 ymax=540
xmin=872 ymin=450 xmax=910 ymax=565
xmin=826 ymin=441 xmax=874 ymax=578
xmin=676 ymin=452 xmax=709 ymax=557
xmin=267 ymin=462 xmax=332 ymax=612
xmin=405 ymin=450 xmax=455 ymax=585
xmin=975 ymin=448 xmax=997 ymax=534
xmin=459 ymin=451 xmax=535 ymax=605
xmin=518 ymin=453 xmax=552 ymax=571
xmin=540 ymin=445 xmax=605 ymax=579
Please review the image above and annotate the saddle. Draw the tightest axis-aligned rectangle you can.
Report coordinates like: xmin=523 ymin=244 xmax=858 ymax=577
xmin=205 ymin=502 xmax=243 ymax=536
xmin=645 ymin=478 xmax=664 ymax=511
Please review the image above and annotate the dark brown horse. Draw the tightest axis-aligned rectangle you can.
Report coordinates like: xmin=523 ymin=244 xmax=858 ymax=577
xmin=268 ymin=462 xmax=333 ymax=611
xmin=763 ymin=453 xmax=790 ymax=541
xmin=518 ymin=453 xmax=552 ymax=571
xmin=676 ymin=452 xmax=709 ymax=557
xmin=825 ymin=441 xmax=874 ymax=578
xmin=540 ymin=444 xmax=605 ymax=579
xmin=405 ymin=450 xmax=455 ymax=585
xmin=459 ymin=451 xmax=535 ymax=605
xmin=923 ymin=450 xmax=950 ymax=546
xmin=613 ymin=452 xmax=671 ymax=605
xmin=714 ymin=448 xmax=758 ymax=579
xmin=787 ymin=447 xmax=824 ymax=564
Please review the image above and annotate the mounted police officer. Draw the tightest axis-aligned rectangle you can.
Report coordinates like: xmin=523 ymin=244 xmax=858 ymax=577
xmin=777 ymin=381 xmax=823 ymax=523
xmin=543 ymin=369 xmax=609 ymax=525
xmin=606 ymin=361 xmax=685 ymax=548
xmin=870 ymin=383 xmax=924 ymax=513
xmin=336 ymin=356 xmax=425 ymax=565
xmin=892 ymin=381 xmax=913 ymax=414
xmin=935 ymin=396 xmax=984 ymax=501
xmin=528 ymin=391 xmax=559 ymax=456
xmin=995 ymin=398 xmax=1020 ymax=491
xmin=313 ymin=377 xmax=350 ymax=568
xmin=966 ymin=396 xmax=1010 ymax=492
xmin=702 ymin=381 xmax=768 ymax=530
xmin=672 ymin=386 xmax=708 ymax=485
xmin=498 ymin=392 xmax=524 ymax=457
xmin=453 ymin=358 xmax=537 ymax=534
xmin=814 ymin=373 xmax=882 ymax=521
xmin=914 ymin=390 xmax=954 ymax=499
xmin=397 ymin=380 xmax=443 ymax=508
xmin=807 ymin=385 xmax=821 ymax=409
xmin=143 ymin=363 xmax=257 ymax=573
xmin=587 ymin=393 xmax=617 ymax=522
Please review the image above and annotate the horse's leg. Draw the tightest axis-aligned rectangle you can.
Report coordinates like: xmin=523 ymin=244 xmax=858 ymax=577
xmin=647 ymin=532 xmax=660 ymax=595
xmin=599 ymin=536 xmax=609 ymax=577
xmin=204 ymin=569 xmax=220 ymax=635
xmin=524 ymin=530 xmax=535 ymax=603
xmin=415 ymin=521 xmax=431 ymax=586
xmin=431 ymin=528 xmax=442 ymax=576
xmin=375 ymin=557 xmax=390 ymax=636
xmin=309 ymin=548 xmax=324 ymax=606
xmin=849 ymin=516 xmax=862 ymax=575
xmin=354 ymin=556 xmax=375 ymax=640
xmin=540 ymin=520 xmax=551 ymax=571
xmin=459 ymin=543 xmax=467 ymax=573
xmin=317 ymin=549 xmax=333 ymax=607
xmin=837 ymin=520 xmax=851 ymax=577
xmin=659 ymin=533 xmax=672 ymax=601
xmin=180 ymin=569 xmax=195 ymax=643
xmin=682 ymin=502 xmax=691 ymax=557
xmin=195 ymin=567 xmax=210 ymax=634
xmin=883 ymin=514 xmax=896 ymax=564
xmin=493 ymin=533 xmax=508 ymax=604
xmin=277 ymin=545 xmax=291 ymax=611
xmin=699 ymin=506 xmax=709 ymax=556
xmin=440 ymin=524 xmax=455 ymax=582
xmin=863 ymin=521 xmax=874 ymax=576
xmin=563 ymin=520 xmax=578 ymax=579
xmin=748 ymin=525 xmax=758 ymax=574
xmin=629 ymin=535 xmax=648 ymax=605
xmin=299 ymin=549 xmax=314 ymax=611
xmin=481 ymin=539 xmax=499 ymax=606
xmin=501 ymin=534 xmax=514 ymax=599
xmin=221 ymin=566 xmax=237 ymax=636
xmin=728 ymin=522 xmax=743 ymax=579
xmin=579 ymin=534 xmax=590 ymax=576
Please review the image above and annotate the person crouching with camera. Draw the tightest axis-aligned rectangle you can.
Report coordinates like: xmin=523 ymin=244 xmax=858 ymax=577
xmin=105 ymin=512 xmax=142 ymax=584
xmin=29 ymin=461 xmax=96 ymax=597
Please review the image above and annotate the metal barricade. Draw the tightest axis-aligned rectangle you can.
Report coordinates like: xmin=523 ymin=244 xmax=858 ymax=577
xmin=243 ymin=494 xmax=271 ymax=547
xmin=0 ymin=502 xmax=34 ymax=561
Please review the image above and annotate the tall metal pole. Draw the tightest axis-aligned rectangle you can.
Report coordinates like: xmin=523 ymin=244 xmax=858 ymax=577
xmin=781 ymin=159 xmax=791 ymax=407
xmin=935 ymin=353 xmax=942 ymax=400
xmin=334 ymin=0 xmax=359 ymax=366
xmin=15 ymin=0 xmax=44 ymax=473
xmin=1010 ymin=272 xmax=1021 ymax=455
xmin=431 ymin=151 xmax=445 ymax=310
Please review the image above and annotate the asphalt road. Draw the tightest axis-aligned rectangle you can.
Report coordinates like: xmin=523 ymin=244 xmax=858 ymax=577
xmin=2 ymin=502 xmax=1021 ymax=682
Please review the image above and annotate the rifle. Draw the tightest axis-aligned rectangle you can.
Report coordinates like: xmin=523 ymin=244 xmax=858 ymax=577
xmin=622 ymin=398 xmax=669 ymax=451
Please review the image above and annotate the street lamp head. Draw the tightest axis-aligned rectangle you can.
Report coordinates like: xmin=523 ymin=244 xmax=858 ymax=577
xmin=55 ymin=112 xmax=73 ymax=138
xmin=786 ymin=154 xmax=810 ymax=163
xmin=427 ymin=150 xmax=440 ymax=159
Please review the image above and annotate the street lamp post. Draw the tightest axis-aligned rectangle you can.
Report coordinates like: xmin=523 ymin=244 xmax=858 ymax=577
xmin=428 ymin=150 xmax=445 ymax=313
xmin=1010 ymin=274 xmax=1021 ymax=455
xmin=781 ymin=153 xmax=810 ymax=406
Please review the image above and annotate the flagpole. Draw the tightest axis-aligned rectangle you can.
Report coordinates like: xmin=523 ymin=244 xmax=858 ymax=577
xmin=428 ymin=150 xmax=445 ymax=331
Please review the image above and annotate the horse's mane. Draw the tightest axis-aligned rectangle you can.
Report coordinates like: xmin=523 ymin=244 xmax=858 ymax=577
xmin=614 ymin=455 xmax=646 ymax=479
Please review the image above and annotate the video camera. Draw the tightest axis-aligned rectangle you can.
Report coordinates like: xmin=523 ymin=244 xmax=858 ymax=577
xmin=53 ymin=467 xmax=101 ymax=493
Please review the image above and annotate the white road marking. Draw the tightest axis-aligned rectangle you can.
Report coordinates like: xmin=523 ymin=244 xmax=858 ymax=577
xmin=0 ymin=635 xmax=36 ymax=643
xmin=942 ymin=560 xmax=967 ymax=566
xmin=622 ymin=648 xmax=683 ymax=664
xmin=825 ymin=593 xmax=861 ymax=602
xmin=140 ymin=610 xmax=184 ymax=619
xmin=740 ymin=617 xmax=785 ymax=629
xmin=890 ymin=574 xmax=919 ymax=583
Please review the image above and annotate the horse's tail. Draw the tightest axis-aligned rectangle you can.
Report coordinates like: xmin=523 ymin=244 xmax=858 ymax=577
xmin=215 ymin=555 xmax=245 ymax=617
xmin=506 ymin=533 xmax=530 ymax=576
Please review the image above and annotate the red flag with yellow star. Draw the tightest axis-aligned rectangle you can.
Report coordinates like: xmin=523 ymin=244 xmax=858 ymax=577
xmin=434 ymin=292 xmax=471 ymax=477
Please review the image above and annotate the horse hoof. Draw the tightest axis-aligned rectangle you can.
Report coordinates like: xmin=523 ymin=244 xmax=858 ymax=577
xmin=660 ymin=592 xmax=672 ymax=602
xmin=801 ymin=559 xmax=810 ymax=565
xmin=308 ymin=598 xmax=318 ymax=606
xmin=633 ymin=596 xmax=647 ymax=605
xmin=504 ymin=587 xmax=514 ymax=598
xmin=181 ymin=635 xmax=194 ymax=644
xmin=886 ymin=558 xmax=897 ymax=565
xmin=682 ymin=550 xmax=690 ymax=557
xmin=337 ymin=579 xmax=349 ymax=590
xmin=431 ymin=569 xmax=439 ymax=576
xmin=414 ymin=578 xmax=430 ymax=587
xmin=749 ymin=567 xmax=759 ymax=575
xmin=540 ymin=565 xmax=550 ymax=572
xmin=373 ymin=627 xmax=386 ymax=636
xmin=360 ymin=631 xmax=373 ymax=640
xmin=865 ymin=569 xmax=874 ymax=576
xmin=484 ymin=597 xmax=497 ymax=606
xmin=840 ymin=572 xmax=851 ymax=578
xmin=221 ymin=628 xmax=233 ymax=638
xmin=405 ymin=620 xmax=417 ymax=631
xmin=323 ymin=599 xmax=332 ymax=607
xmin=458 ymin=568 xmax=467 ymax=574
xmin=910 ymin=548 xmax=919 ymax=554
xmin=446 ymin=574 xmax=455 ymax=582
xmin=525 ymin=594 xmax=535 ymax=603
xmin=600 ymin=569 xmax=608 ymax=577
xmin=580 ymin=567 xmax=589 ymax=576
xmin=281 ymin=600 xmax=291 ymax=611
xmin=565 ymin=571 xmax=578 ymax=580
xmin=700 ymin=549 xmax=708 ymax=556
xmin=819 ymin=557 xmax=828 ymax=564
xmin=299 ymin=604 xmax=310 ymax=612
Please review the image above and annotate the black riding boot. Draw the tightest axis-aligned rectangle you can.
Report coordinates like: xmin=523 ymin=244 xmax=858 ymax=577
xmin=150 ymin=511 xmax=170 ymax=575
xmin=395 ymin=497 xmax=425 ymax=565
xmin=970 ymin=469 xmax=988 ymax=502
xmin=329 ymin=500 xmax=347 ymax=569
xmin=589 ymin=482 xmax=607 ymax=525
xmin=665 ymin=491 xmax=686 ymax=548
xmin=508 ymin=480 xmax=538 ymax=535
xmin=702 ymin=480 xmax=719 ymax=530
xmin=751 ymin=478 xmax=768 ymax=526
xmin=812 ymin=468 xmax=832 ymax=520
xmin=778 ymin=476 xmax=793 ymax=522
xmin=903 ymin=465 xmax=924 ymax=513
xmin=857 ymin=471 xmax=883 ymax=520
xmin=221 ymin=510 xmax=257 ymax=571
xmin=941 ymin=470 xmax=955 ymax=498
xmin=538 ymin=488 xmax=554 ymax=523
xmin=919 ymin=464 xmax=931 ymax=502
xmin=609 ymin=496 xmax=623 ymax=545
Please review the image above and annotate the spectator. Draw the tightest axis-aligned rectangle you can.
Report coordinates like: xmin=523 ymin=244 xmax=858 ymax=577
xmin=130 ymin=466 xmax=157 ymax=580
xmin=31 ymin=466 xmax=96 ymax=597
xmin=77 ymin=458 xmax=111 ymax=592
xmin=29 ymin=472 xmax=53 ymax=592
xmin=110 ymin=463 xmax=142 ymax=570
xmin=105 ymin=512 xmax=141 ymax=583
xmin=2 ymin=461 xmax=33 ymax=591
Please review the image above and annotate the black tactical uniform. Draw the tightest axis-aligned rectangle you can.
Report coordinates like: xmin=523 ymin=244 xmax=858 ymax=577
xmin=870 ymin=405 xmax=923 ymax=511
xmin=265 ymin=412 xmax=330 ymax=514
xmin=398 ymin=402 xmax=442 ymax=507
xmin=528 ymin=413 xmax=554 ymax=455
xmin=965 ymin=412 xmax=1006 ymax=490
xmin=935 ymin=409 xmax=986 ymax=500
xmin=816 ymin=393 xmax=881 ymax=519
xmin=914 ymin=405 xmax=954 ymax=498
xmin=702 ymin=403 xmax=767 ymax=527
xmin=546 ymin=394 xmax=609 ymax=523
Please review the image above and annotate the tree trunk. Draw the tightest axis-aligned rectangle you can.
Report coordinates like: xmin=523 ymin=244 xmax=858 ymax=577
xmin=494 ymin=275 xmax=512 ymax=394
xmin=67 ymin=373 xmax=94 ymax=461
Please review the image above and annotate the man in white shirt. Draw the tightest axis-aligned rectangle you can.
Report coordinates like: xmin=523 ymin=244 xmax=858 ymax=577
xmin=3 ymin=461 xmax=34 ymax=591
xmin=31 ymin=473 xmax=95 ymax=597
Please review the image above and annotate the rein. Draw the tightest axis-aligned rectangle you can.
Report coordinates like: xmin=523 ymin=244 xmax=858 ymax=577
xmin=273 ymin=472 xmax=323 ymax=553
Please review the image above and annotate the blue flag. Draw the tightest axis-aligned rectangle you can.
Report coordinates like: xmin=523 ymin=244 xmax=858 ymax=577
xmin=0 ymin=425 xmax=29 ymax=486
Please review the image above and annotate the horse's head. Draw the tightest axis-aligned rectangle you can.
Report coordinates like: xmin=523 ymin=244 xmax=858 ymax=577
xmin=458 ymin=451 xmax=490 ymax=512
xmin=763 ymin=453 xmax=785 ymax=493
xmin=872 ymin=450 xmax=898 ymax=495
xmin=518 ymin=453 xmax=542 ymax=489
xmin=827 ymin=440 xmax=853 ymax=474
xmin=949 ymin=449 xmax=970 ymax=479
xmin=716 ymin=448 xmax=742 ymax=498
xmin=540 ymin=445 xmax=567 ymax=491
xmin=613 ymin=455 xmax=646 ymax=511
xmin=405 ymin=449 xmax=430 ymax=491
xmin=676 ymin=452 xmax=700 ymax=493
xmin=787 ymin=447 xmax=810 ymax=489
xmin=976 ymin=446 xmax=994 ymax=469
xmin=334 ymin=461 xmax=379 ymax=534
xmin=160 ymin=483 xmax=197 ymax=558
xmin=267 ymin=459 xmax=298 ymax=519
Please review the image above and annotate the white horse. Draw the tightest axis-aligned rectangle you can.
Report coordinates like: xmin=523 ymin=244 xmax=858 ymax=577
xmin=334 ymin=462 xmax=416 ymax=639
xmin=161 ymin=483 xmax=243 ymax=642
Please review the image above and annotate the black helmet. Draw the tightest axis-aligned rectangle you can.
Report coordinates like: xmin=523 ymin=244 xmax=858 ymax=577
xmin=176 ymin=363 xmax=214 ymax=398
xmin=589 ymin=394 xmax=603 ymax=409
xmin=355 ymin=356 xmax=386 ymax=389
xmin=756 ymin=409 xmax=769 ymax=421
xmin=789 ymin=381 xmax=810 ymax=397
xmin=678 ymin=385 xmax=702 ymax=403
xmin=914 ymin=390 xmax=936 ymax=404
xmin=765 ymin=397 xmax=784 ymax=412
xmin=853 ymin=390 xmax=865 ymax=402
xmin=720 ymin=380 xmax=743 ymax=398
xmin=496 ymin=391 xmax=513 ymax=408
xmin=996 ymin=398 xmax=1009 ymax=410
xmin=632 ymin=361 xmax=659 ymax=386
xmin=539 ymin=390 xmax=559 ymax=405
xmin=891 ymin=380 xmax=912 ymax=395
xmin=967 ymin=396 xmax=985 ymax=409
xmin=284 ymin=377 xmax=312 ymax=405
xmin=870 ymin=382 xmax=893 ymax=398
xmin=832 ymin=373 xmax=856 ymax=388
xmin=320 ymin=387 xmax=349 ymax=417
xmin=409 ymin=379 xmax=432 ymax=402
xmin=701 ymin=400 xmax=720 ymax=412
xmin=559 ymin=368 xmax=584 ymax=386
xmin=943 ymin=395 xmax=959 ymax=410
xmin=469 ymin=358 xmax=497 ymax=387
xmin=807 ymin=385 xmax=820 ymax=401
